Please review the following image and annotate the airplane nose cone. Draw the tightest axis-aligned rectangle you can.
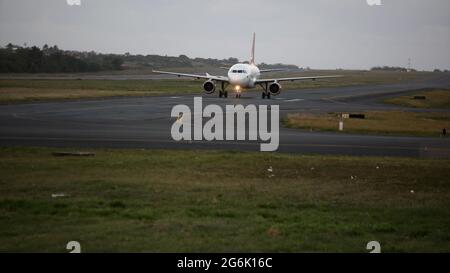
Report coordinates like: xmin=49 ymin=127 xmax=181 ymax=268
xmin=229 ymin=75 xmax=247 ymax=86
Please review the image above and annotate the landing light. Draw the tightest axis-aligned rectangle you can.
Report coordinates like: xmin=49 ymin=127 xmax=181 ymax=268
xmin=235 ymin=85 xmax=241 ymax=92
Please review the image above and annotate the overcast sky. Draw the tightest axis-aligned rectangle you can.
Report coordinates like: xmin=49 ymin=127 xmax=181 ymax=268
xmin=0 ymin=0 xmax=449 ymax=70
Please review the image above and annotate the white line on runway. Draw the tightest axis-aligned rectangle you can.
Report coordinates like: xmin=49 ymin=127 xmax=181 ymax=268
xmin=284 ymin=99 xmax=304 ymax=102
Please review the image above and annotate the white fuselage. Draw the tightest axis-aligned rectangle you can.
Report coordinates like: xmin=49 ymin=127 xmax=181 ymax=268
xmin=227 ymin=63 xmax=260 ymax=89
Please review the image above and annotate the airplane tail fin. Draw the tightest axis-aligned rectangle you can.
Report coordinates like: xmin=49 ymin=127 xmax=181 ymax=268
xmin=250 ymin=32 xmax=255 ymax=65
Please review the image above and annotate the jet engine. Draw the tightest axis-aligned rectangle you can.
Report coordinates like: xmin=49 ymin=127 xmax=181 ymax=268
xmin=268 ymin=82 xmax=281 ymax=95
xmin=203 ymin=80 xmax=216 ymax=94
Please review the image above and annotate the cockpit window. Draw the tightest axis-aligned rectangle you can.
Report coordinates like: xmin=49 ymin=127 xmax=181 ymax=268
xmin=231 ymin=69 xmax=247 ymax=74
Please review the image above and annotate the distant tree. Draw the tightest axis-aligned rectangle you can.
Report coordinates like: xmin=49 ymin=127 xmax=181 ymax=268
xmin=6 ymin=43 xmax=14 ymax=51
xmin=111 ymin=57 xmax=123 ymax=70
xmin=227 ymin=57 xmax=239 ymax=63
xmin=371 ymin=66 xmax=408 ymax=72
xmin=42 ymin=44 xmax=49 ymax=56
xmin=26 ymin=46 xmax=43 ymax=72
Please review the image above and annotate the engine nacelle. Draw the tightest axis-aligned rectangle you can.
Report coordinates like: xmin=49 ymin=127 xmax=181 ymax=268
xmin=203 ymin=80 xmax=216 ymax=94
xmin=269 ymin=82 xmax=281 ymax=95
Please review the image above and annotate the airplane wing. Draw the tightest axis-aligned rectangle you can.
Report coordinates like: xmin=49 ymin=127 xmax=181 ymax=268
xmin=259 ymin=68 xmax=289 ymax=73
xmin=256 ymin=75 xmax=342 ymax=83
xmin=152 ymin=70 xmax=229 ymax=82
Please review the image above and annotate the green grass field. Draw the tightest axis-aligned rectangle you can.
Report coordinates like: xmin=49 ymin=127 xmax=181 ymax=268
xmin=0 ymin=71 xmax=431 ymax=103
xmin=0 ymin=147 xmax=449 ymax=252
xmin=384 ymin=88 xmax=450 ymax=109
xmin=283 ymin=111 xmax=450 ymax=137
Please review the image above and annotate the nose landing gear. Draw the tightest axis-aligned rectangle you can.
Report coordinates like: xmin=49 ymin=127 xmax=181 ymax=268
xmin=234 ymin=85 xmax=243 ymax=99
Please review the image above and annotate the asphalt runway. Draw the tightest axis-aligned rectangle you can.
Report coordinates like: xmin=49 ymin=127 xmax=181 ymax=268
xmin=1 ymin=73 xmax=450 ymax=158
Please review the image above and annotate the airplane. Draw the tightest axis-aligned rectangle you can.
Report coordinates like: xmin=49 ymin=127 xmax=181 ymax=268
xmin=153 ymin=33 xmax=341 ymax=99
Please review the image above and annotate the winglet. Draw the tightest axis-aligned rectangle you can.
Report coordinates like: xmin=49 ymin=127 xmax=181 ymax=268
xmin=250 ymin=32 xmax=255 ymax=65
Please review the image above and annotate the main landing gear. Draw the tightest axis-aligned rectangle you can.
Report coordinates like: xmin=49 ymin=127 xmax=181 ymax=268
xmin=219 ymin=90 xmax=228 ymax=98
xmin=218 ymin=82 xmax=228 ymax=98
xmin=261 ymin=92 xmax=271 ymax=99
xmin=259 ymin=82 xmax=271 ymax=99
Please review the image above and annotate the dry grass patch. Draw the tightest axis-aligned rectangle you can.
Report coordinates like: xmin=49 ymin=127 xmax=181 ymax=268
xmin=283 ymin=111 xmax=450 ymax=137
xmin=384 ymin=88 xmax=450 ymax=109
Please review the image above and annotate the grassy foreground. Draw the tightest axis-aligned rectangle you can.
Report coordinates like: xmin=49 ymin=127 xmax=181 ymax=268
xmin=0 ymin=71 xmax=429 ymax=103
xmin=384 ymin=88 xmax=450 ymax=109
xmin=283 ymin=111 xmax=450 ymax=137
xmin=0 ymin=147 xmax=449 ymax=252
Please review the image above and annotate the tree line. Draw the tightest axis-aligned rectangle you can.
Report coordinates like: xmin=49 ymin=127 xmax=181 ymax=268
xmin=370 ymin=66 xmax=416 ymax=72
xmin=0 ymin=43 xmax=298 ymax=73
xmin=0 ymin=43 xmax=123 ymax=73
